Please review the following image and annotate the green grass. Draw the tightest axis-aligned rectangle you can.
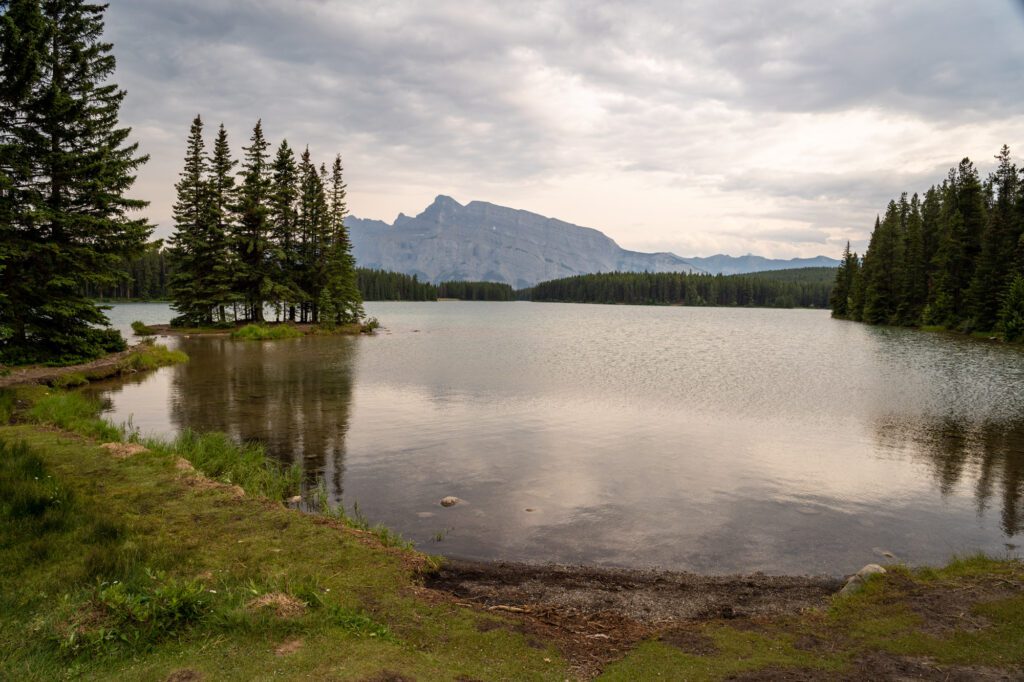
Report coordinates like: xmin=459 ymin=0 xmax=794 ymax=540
xmin=130 ymin=320 xmax=157 ymax=336
xmin=27 ymin=391 xmax=124 ymax=441
xmin=118 ymin=342 xmax=189 ymax=372
xmin=144 ymin=429 xmax=302 ymax=501
xmin=231 ymin=323 xmax=304 ymax=340
xmin=0 ymin=424 xmax=570 ymax=681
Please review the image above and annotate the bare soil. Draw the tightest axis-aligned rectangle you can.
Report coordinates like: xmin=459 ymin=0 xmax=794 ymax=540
xmin=424 ymin=559 xmax=843 ymax=678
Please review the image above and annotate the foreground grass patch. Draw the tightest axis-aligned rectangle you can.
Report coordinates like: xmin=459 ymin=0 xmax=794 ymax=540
xmin=0 ymin=426 xmax=570 ymax=681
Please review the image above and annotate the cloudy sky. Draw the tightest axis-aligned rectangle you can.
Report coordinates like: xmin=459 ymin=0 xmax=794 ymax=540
xmin=106 ymin=0 xmax=1024 ymax=259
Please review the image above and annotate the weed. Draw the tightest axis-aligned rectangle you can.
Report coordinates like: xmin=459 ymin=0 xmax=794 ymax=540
xmin=361 ymin=317 xmax=381 ymax=334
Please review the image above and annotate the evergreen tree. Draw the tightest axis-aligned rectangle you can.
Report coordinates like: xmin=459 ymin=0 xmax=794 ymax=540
xmin=897 ymin=194 xmax=926 ymax=325
xmin=233 ymin=120 xmax=272 ymax=321
xmin=319 ymin=154 xmax=363 ymax=325
xmin=968 ymin=146 xmax=1018 ymax=330
xmin=167 ymin=115 xmax=214 ymax=324
xmin=829 ymin=242 xmax=853 ymax=317
xmin=206 ymin=123 xmax=236 ymax=322
xmin=0 ymin=0 xmax=150 ymax=363
xmin=268 ymin=139 xmax=301 ymax=319
xmin=1002 ymin=275 xmax=1024 ymax=342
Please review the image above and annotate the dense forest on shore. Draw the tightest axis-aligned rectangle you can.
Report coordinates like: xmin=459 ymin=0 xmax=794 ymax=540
xmin=832 ymin=147 xmax=1024 ymax=341
xmin=520 ymin=268 xmax=835 ymax=307
xmin=85 ymin=256 xmax=516 ymax=303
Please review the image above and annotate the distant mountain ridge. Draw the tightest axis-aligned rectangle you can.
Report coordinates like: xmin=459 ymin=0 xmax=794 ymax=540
xmin=348 ymin=196 xmax=837 ymax=287
xmin=683 ymin=254 xmax=840 ymax=275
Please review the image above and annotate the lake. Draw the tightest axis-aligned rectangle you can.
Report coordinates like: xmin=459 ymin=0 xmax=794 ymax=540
xmin=94 ymin=302 xmax=1024 ymax=575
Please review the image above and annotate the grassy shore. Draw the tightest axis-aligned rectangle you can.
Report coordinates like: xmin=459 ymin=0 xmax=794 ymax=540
xmin=0 ymin=389 xmax=1021 ymax=680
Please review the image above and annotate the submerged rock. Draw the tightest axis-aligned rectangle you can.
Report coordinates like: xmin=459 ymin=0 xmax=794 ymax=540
xmin=440 ymin=496 xmax=461 ymax=507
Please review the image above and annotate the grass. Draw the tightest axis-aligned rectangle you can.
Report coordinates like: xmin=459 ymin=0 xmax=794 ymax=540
xmin=231 ymin=323 xmax=304 ymax=340
xmin=144 ymin=429 xmax=302 ymax=501
xmin=308 ymin=479 xmax=415 ymax=551
xmin=0 ymin=416 xmax=569 ymax=681
xmin=118 ymin=342 xmax=189 ymax=372
xmin=130 ymin=320 xmax=157 ymax=336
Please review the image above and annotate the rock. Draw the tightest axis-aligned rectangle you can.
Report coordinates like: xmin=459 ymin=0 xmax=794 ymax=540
xmin=855 ymin=563 xmax=887 ymax=578
xmin=839 ymin=564 xmax=887 ymax=596
xmin=286 ymin=495 xmax=302 ymax=505
xmin=440 ymin=496 xmax=461 ymax=507
xmin=839 ymin=578 xmax=865 ymax=596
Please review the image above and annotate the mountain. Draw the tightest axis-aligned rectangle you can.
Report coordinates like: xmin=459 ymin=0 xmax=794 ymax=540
xmin=347 ymin=196 xmax=703 ymax=289
xmin=683 ymin=254 xmax=840 ymax=275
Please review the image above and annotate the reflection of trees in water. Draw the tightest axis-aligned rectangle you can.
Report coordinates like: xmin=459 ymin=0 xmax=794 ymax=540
xmin=876 ymin=417 xmax=1024 ymax=536
xmin=168 ymin=337 xmax=358 ymax=497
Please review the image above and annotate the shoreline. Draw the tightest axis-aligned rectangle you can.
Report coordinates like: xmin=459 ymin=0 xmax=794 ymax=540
xmin=1 ymin=399 xmax=1022 ymax=678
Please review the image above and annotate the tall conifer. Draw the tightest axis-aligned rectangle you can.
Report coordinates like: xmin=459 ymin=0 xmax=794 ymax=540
xmin=0 ymin=0 xmax=150 ymax=362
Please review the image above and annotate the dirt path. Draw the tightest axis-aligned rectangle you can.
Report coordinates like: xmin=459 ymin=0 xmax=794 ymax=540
xmin=0 ymin=346 xmax=142 ymax=389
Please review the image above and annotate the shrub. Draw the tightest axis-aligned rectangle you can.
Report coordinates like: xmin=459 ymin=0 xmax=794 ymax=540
xmin=360 ymin=317 xmax=381 ymax=334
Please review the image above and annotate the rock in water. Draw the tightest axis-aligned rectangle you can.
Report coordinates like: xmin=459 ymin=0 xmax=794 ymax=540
xmin=440 ymin=496 xmax=461 ymax=507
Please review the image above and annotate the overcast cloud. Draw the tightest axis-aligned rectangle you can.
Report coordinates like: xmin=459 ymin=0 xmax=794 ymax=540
xmin=106 ymin=0 xmax=1024 ymax=258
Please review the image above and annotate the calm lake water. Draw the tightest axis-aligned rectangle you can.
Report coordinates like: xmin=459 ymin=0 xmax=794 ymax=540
xmin=94 ymin=302 xmax=1024 ymax=575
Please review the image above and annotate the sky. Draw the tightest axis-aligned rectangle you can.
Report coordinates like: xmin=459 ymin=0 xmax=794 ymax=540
xmin=106 ymin=0 xmax=1024 ymax=259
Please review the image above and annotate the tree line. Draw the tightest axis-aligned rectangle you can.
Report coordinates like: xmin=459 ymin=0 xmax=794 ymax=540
xmin=521 ymin=268 xmax=834 ymax=308
xmin=1 ymin=0 xmax=149 ymax=364
xmin=86 ymin=257 xmax=517 ymax=304
xmin=831 ymin=147 xmax=1024 ymax=341
xmin=167 ymin=116 xmax=362 ymax=327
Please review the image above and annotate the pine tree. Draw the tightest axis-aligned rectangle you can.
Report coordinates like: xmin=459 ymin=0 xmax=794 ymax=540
xmin=829 ymin=242 xmax=852 ymax=317
xmin=320 ymin=154 xmax=363 ymax=326
xmin=268 ymin=139 xmax=301 ymax=319
xmin=233 ymin=120 xmax=272 ymax=321
xmin=968 ymin=146 xmax=1019 ymax=331
xmin=1001 ymin=275 xmax=1024 ymax=342
xmin=167 ymin=115 xmax=213 ymax=324
xmin=206 ymin=123 xmax=236 ymax=323
xmin=0 ymin=0 xmax=150 ymax=363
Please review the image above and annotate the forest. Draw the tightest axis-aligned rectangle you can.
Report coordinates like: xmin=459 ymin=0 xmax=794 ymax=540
xmin=521 ymin=268 xmax=835 ymax=308
xmin=86 ymin=257 xmax=516 ymax=303
xmin=167 ymin=116 xmax=362 ymax=328
xmin=831 ymin=147 xmax=1024 ymax=341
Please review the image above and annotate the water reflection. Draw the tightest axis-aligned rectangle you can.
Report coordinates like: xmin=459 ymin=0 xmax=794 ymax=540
xmin=86 ymin=303 xmax=1024 ymax=574
xmin=875 ymin=417 xmax=1024 ymax=536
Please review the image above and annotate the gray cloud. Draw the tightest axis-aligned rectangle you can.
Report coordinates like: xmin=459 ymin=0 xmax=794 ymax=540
xmin=103 ymin=0 xmax=1024 ymax=255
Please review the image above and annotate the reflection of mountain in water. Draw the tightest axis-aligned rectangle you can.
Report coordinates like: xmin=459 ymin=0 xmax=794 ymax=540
xmin=876 ymin=417 xmax=1024 ymax=536
xmin=167 ymin=337 xmax=358 ymax=495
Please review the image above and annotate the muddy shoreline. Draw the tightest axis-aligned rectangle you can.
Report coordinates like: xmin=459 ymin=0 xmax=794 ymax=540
xmin=424 ymin=558 xmax=844 ymax=677
xmin=426 ymin=558 xmax=843 ymax=624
